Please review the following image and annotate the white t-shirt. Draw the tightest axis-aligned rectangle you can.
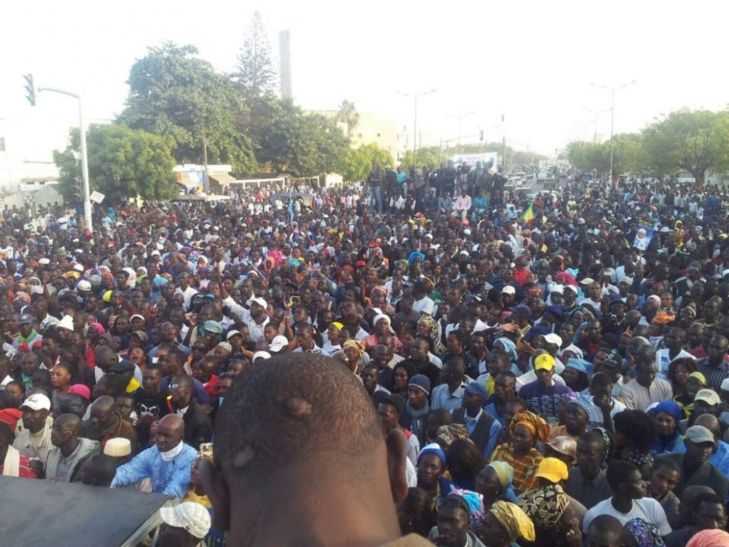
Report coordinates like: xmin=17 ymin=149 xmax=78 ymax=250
xmin=586 ymin=397 xmax=626 ymax=428
xmin=583 ymin=497 xmax=671 ymax=535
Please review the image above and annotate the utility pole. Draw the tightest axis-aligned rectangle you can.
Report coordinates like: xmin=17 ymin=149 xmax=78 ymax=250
xmin=591 ymin=80 xmax=637 ymax=185
xmin=501 ymin=114 xmax=506 ymax=172
xmin=447 ymin=111 xmax=474 ymax=147
xmin=398 ymin=89 xmax=435 ymax=163
xmin=34 ymin=84 xmax=93 ymax=232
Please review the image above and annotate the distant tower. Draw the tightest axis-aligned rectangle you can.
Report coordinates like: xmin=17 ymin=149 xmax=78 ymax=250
xmin=279 ymin=30 xmax=292 ymax=100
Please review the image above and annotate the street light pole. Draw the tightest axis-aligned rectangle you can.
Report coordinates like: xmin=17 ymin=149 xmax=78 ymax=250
xmin=399 ymin=89 xmax=435 ymax=163
xmin=39 ymin=86 xmax=93 ymax=232
xmin=609 ymin=90 xmax=616 ymax=187
xmin=77 ymin=97 xmax=92 ymax=232
xmin=591 ymin=80 xmax=637 ymax=186
xmin=413 ymin=95 xmax=418 ymax=159
xmin=447 ymin=111 xmax=474 ymax=147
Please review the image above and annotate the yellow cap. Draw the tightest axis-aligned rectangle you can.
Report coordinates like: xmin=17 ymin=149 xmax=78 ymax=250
xmin=534 ymin=353 xmax=556 ymax=371
xmin=535 ymin=457 xmax=569 ymax=483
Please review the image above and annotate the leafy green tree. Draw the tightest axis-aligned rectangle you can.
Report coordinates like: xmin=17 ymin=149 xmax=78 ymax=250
xmin=257 ymin=99 xmax=348 ymax=175
xmin=233 ymin=11 xmax=277 ymax=99
xmin=54 ymin=124 xmax=177 ymax=204
xmin=566 ymin=141 xmax=609 ymax=173
xmin=642 ymin=109 xmax=729 ymax=185
xmin=339 ymin=143 xmax=393 ymax=181
xmin=399 ymin=147 xmax=444 ymax=171
xmin=118 ymin=43 xmax=257 ymax=175
xmin=611 ymin=133 xmax=646 ymax=176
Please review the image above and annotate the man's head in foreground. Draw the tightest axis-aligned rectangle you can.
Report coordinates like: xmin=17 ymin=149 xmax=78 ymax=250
xmin=199 ymin=352 xmax=400 ymax=546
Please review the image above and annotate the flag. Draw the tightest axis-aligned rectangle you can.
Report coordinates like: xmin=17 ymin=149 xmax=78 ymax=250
xmin=522 ymin=202 xmax=535 ymax=224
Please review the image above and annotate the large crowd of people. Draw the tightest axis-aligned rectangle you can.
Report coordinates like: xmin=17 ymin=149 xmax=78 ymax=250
xmin=2 ymin=167 xmax=729 ymax=546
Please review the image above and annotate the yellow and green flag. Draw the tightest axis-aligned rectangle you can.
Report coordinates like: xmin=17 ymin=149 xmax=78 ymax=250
xmin=522 ymin=202 xmax=535 ymax=224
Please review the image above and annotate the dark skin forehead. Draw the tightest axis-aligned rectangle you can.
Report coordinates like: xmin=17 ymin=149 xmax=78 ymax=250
xmin=54 ymin=414 xmax=81 ymax=432
xmin=158 ymin=414 xmax=185 ymax=437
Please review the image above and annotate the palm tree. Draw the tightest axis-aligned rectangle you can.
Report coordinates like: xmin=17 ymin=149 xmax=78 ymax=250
xmin=336 ymin=100 xmax=359 ymax=136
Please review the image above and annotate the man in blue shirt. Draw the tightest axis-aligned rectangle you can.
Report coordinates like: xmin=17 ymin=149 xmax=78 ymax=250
xmin=519 ymin=353 xmax=573 ymax=421
xmin=111 ymin=414 xmax=196 ymax=498
xmin=431 ymin=357 xmax=471 ymax=412
xmin=452 ymin=382 xmax=503 ymax=460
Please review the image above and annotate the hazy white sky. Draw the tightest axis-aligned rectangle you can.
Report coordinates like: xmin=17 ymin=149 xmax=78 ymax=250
xmin=2 ymin=0 xmax=728 ymax=161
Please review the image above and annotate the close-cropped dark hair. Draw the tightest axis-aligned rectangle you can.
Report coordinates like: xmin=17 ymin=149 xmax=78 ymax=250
xmin=613 ymin=409 xmax=656 ymax=453
xmin=606 ymin=460 xmax=640 ymax=491
xmin=215 ymin=352 xmax=381 ymax=483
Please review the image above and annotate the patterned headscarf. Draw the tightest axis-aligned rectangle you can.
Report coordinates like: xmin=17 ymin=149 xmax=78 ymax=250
xmin=436 ymin=423 xmax=469 ymax=448
xmin=488 ymin=501 xmax=536 ymax=543
xmin=593 ymin=426 xmax=612 ymax=467
xmin=418 ymin=315 xmax=445 ymax=354
xmin=510 ymin=410 xmax=551 ymax=443
xmin=451 ymin=489 xmax=486 ymax=530
xmin=623 ymin=518 xmax=665 ymax=547
xmin=520 ymin=484 xmax=569 ymax=528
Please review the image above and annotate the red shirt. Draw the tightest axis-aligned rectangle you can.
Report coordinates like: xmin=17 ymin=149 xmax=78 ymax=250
xmin=513 ymin=268 xmax=531 ymax=286
xmin=203 ymin=375 xmax=219 ymax=399
xmin=0 ymin=454 xmax=39 ymax=478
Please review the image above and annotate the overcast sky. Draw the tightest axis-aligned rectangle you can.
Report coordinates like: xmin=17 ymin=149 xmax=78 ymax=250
xmin=2 ymin=0 xmax=728 ymax=161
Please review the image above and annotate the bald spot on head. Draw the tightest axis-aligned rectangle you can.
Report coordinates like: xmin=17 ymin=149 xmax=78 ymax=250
xmin=694 ymin=414 xmax=720 ymax=436
xmin=158 ymin=414 xmax=185 ymax=436
xmin=91 ymin=395 xmax=115 ymax=414
xmin=215 ymin=352 xmax=382 ymax=484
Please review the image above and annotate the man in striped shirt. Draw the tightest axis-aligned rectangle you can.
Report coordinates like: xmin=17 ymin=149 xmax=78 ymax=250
xmin=699 ymin=335 xmax=729 ymax=391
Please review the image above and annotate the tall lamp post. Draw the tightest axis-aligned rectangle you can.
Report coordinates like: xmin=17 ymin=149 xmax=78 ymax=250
xmin=398 ymin=89 xmax=436 ymax=161
xmin=25 ymin=76 xmax=93 ymax=232
xmin=447 ymin=110 xmax=474 ymax=146
xmin=591 ymin=80 xmax=637 ymax=185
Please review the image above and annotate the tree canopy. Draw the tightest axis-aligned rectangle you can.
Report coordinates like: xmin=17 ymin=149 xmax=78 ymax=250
xmin=567 ymin=109 xmax=729 ymax=185
xmin=118 ymin=43 xmax=257 ymax=176
xmin=54 ymin=124 xmax=176 ymax=204
xmin=399 ymin=147 xmax=444 ymax=171
xmin=339 ymin=143 xmax=393 ymax=182
xmin=642 ymin=109 xmax=729 ymax=184
xmin=256 ymin=100 xmax=348 ymax=175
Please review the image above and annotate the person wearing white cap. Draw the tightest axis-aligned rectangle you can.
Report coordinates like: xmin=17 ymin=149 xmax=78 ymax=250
xmin=13 ymin=393 xmax=53 ymax=462
xmin=268 ymin=335 xmax=289 ymax=353
xmin=500 ymin=285 xmax=516 ymax=307
xmin=56 ymin=314 xmax=75 ymax=332
xmin=157 ymin=501 xmax=211 ymax=547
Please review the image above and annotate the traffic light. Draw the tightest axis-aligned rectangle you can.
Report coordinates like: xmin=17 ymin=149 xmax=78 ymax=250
xmin=479 ymin=130 xmax=484 ymax=141
xmin=23 ymin=74 xmax=35 ymax=106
